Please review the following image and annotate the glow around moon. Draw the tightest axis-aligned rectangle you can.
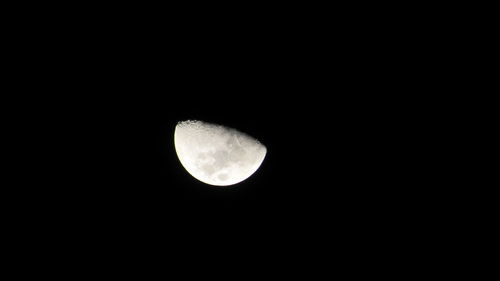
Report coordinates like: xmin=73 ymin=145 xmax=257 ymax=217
xmin=174 ymin=120 xmax=267 ymax=186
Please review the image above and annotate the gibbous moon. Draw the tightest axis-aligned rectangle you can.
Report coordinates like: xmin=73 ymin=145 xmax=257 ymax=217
xmin=174 ymin=120 xmax=267 ymax=186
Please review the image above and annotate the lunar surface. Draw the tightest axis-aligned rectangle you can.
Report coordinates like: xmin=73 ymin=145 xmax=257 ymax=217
xmin=174 ymin=120 xmax=267 ymax=186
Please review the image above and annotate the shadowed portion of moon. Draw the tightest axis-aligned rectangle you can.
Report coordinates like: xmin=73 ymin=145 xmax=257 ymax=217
xmin=174 ymin=120 xmax=267 ymax=186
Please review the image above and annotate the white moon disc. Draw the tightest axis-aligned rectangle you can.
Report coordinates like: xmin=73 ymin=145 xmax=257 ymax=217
xmin=174 ymin=120 xmax=267 ymax=186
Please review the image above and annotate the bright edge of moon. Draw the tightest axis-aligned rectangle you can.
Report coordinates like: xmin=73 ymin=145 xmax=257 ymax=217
xmin=174 ymin=120 xmax=267 ymax=186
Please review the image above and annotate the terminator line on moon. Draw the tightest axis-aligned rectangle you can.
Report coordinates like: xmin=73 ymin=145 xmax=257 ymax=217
xmin=174 ymin=120 xmax=267 ymax=186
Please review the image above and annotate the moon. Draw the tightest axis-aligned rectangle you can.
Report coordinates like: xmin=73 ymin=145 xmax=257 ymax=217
xmin=174 ymin=120 xmax=267 ymax=186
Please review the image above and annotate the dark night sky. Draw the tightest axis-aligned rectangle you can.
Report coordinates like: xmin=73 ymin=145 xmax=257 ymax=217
xmin=8 ymin=6 xmax=432 ymax=273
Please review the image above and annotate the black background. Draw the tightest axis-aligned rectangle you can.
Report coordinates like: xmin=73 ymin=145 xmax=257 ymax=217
xmin=7 ymin=4 xmax=432 ymax=275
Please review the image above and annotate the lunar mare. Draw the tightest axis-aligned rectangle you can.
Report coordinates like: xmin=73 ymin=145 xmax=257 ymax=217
xmin=174 ymin=120 xmax=267 ymax=186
